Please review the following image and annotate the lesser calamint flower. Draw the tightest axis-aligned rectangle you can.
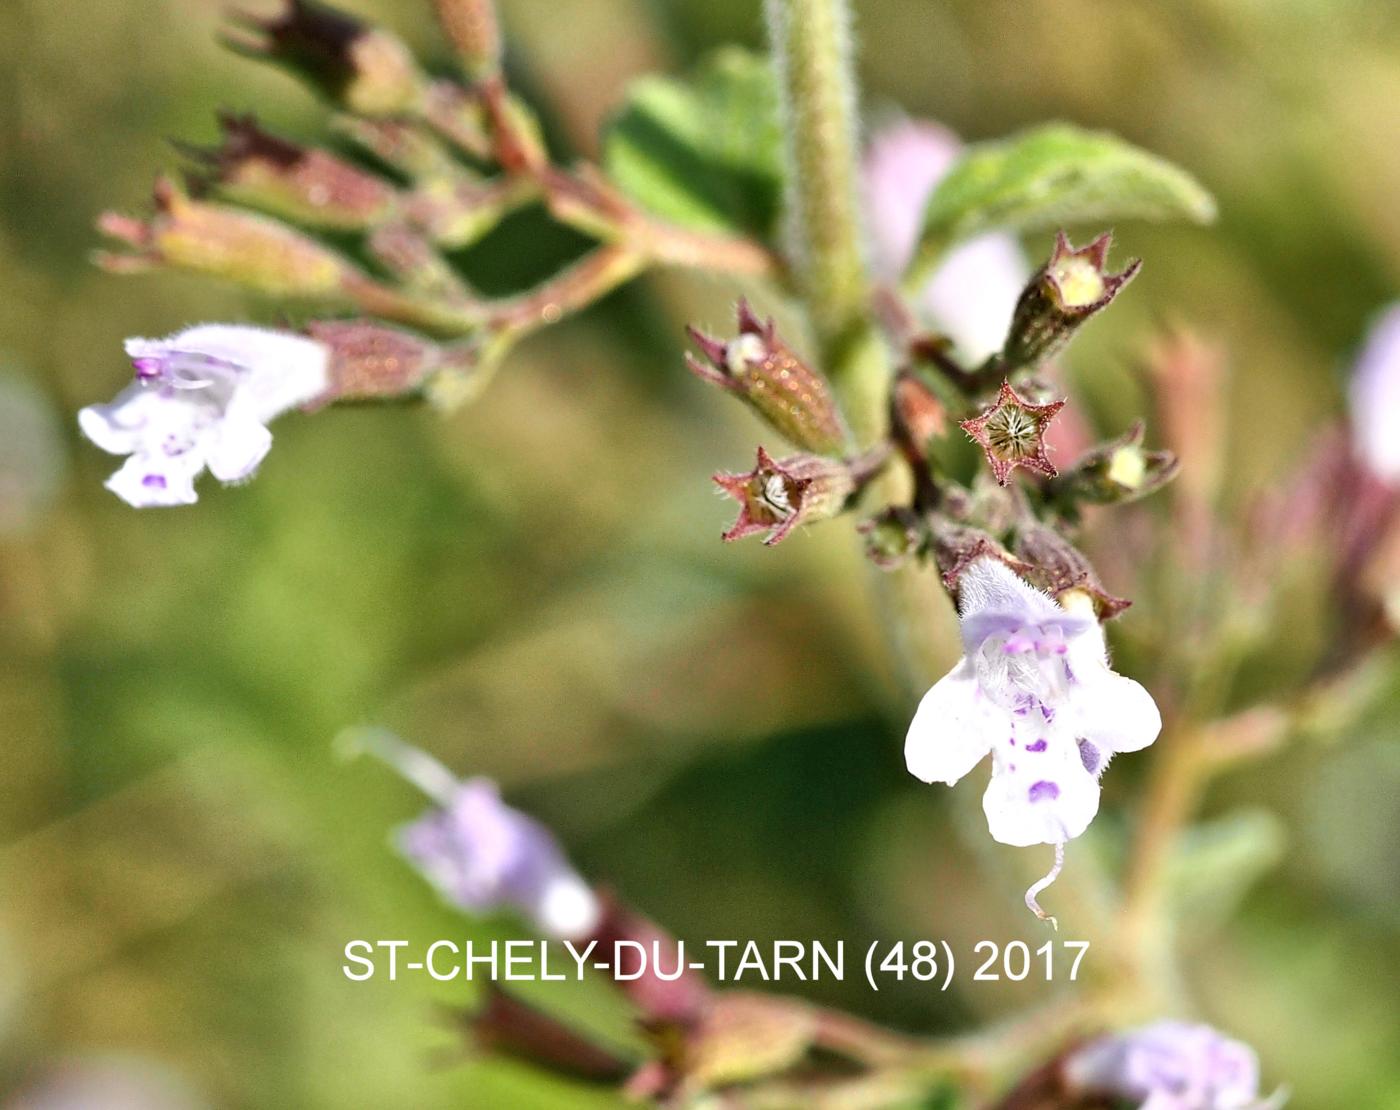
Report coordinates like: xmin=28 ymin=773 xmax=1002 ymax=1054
xmin=78 ymin=324 xmax=329 ymax=507
xmin=904 ymin=558 xmax=1160 ymax=916
xmin=344 ymin=730 xmax=601 ymax=941
xmin=1063 ymin=1021 xmax=1284 ymax=1110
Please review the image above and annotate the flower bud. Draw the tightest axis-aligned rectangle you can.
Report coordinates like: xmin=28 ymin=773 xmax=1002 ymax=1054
xmin=224 ymin=0 xmax=425 ymax=116
xmin=433 ymin=0 xmax=502 ymax=79
xmin=1055 ymin=422 xmax=1179 ymax=506
xmin=687 ymin=301 xmax=849 ymax=455
xmin=713 ymin=446 xmax=886 ymax=546
xmin=185 ymin=114 xmax=398 ymax=230
xmin=97 ymin=177 xmax=352 ymax=297
xmin=306 ymin=319 xmax=475 ymax=403
xmin=1014 ymin=521 xmax=1131 ymax=619
xmin=959 ymin=379 xmax=1065 ymax=486
xmin=858 ymin=507 xmax=927 ymax=569
xmin=1002 ymin=231 xmax=1140 ymax=370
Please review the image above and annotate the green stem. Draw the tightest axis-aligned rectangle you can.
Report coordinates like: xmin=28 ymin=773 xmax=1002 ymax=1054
xmin=765 ymin=0 xmax=883 ymax=440
xmin=766 ymin=0 xmax=953 ymax=691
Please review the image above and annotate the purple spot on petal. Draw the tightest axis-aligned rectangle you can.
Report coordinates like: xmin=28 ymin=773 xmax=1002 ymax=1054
xmin=1026 ymin=739 xmax=1047 ymax=752
xmin=142 ymin=474 xmax=167 ymax=489
xmin=1027 ymin=780 xmax=1059 ymax=803
xmin=1040 ymin=704 xmax=1055 ymax=722
xmin=1079 ymin=741 xmax=1101 ymax=775
xmin=132 ymin=356 xmax=162 ymax=381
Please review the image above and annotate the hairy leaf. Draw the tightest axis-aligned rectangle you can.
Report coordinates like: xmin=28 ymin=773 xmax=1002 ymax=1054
xmin=912 ymin=123 xmax=1216 ymax=278
xmin=602 ymin=48 xmax=782 ymax=239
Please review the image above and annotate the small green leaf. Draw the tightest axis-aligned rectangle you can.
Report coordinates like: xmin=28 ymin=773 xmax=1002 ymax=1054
xmin=1164 ymin=809 xmax=1285 ymax=934
xmin=602 ymin=48 xmax=782 ymax=240
xmin=911 ymin=123 xmax=1216 ymax=278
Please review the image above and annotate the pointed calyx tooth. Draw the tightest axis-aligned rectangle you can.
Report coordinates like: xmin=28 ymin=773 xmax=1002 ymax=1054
xmin=1001 ymin=230 xmax=1141 ymax=371
xmin=686 ymin=300 xmax=849 ymax=455
xmin=1053 ymin=421 xmax=1180 ymax=508
xmin=1014 ymin=522 xmax=1131 ymax=620
xmin=960 ymin=380 xmax=1065 ymax=486
xmin=929 ymin=518 xmax=1030 ymax=593
xmin=712 ymin=445 xmax=887 ymax=546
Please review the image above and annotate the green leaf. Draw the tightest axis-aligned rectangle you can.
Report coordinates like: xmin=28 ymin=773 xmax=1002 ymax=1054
xmin=1164 ymin=809 xmax=1285 ymax=934
xmin=602 ymin=48 xmax=782 ymax=240
xmin=912 ymin=123 xmax=1216 ymax=277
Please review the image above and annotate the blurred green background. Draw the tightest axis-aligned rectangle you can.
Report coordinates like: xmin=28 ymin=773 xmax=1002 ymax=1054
xmin=2 ymin=0 xmax=1399 ymax=1106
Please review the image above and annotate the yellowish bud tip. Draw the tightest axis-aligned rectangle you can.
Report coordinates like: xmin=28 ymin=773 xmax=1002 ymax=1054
xmin=1106 ymin=445 xmax=1147 ymax=490
xmin=1058 ymin=588 xmax=1097 ymax=617
xmin=1049 ymin=255 xmax=1106 ymax=309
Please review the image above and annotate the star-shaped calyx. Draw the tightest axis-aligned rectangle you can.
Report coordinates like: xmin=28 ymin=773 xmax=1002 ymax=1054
xmin=713 ymin=446 xmax=886 ymax=546
xmin=960 ymin=380 xmax=1065 ymax=485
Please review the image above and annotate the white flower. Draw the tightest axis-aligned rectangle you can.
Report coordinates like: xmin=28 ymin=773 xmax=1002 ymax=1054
xmin=1348 ymin=303 xmax=1400 ymax=483
xmin=905 ymin=557 xmax=1160 ymax=849
xmin=863 ymin=119 xmax=1030 ymax=363
xmin=78 ymin=324 xmax=329 ymax=507
xmin=1064 ymin=1020 xmax=1285 ymax=1110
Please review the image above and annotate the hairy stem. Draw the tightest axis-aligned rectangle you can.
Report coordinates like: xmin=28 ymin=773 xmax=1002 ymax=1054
xmin=765 ymin=0 xmax=884 ymax=439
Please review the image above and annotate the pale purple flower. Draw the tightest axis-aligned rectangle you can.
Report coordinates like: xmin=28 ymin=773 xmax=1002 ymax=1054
xmin=1064 ymin=1020 xmax=1284 ymax=1110
xmin=864 ymin=119 xmax=1030 ymax=363
xmin=1348 ymin=304 xmax=1400 ymax=483
xmin=78 ymin=324 xmax=328 ymax=507
xmin=904 ymin=558 xmax=1160 ymax=913
xmin=344 ymin=729 xmax=601 ymax=941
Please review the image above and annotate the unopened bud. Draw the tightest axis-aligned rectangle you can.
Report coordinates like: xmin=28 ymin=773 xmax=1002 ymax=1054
xmin=1002 ymin=231 xmax=1140 ymax=370
xmin=713 ymin=446 xmax=886 ymax=546
xmin=858 ymin=507 xmax=927 ymax=570
xmin=186 ymin=113 xmax=398 ymax=230
xmin=1056 ymin=422 xmax=1179 ymax=506
xmin=224 ymin=0 xmax=425 ymax=116
xmin=687 ymin=301 xmax=849 ymax=455
xmin=959 ymin=379 xmax=1065 ymax=486
xmin=433 ymin=0 xmax=502 ymax=79
xmin=306 ymin=319 xmax=475 ymax=403
xmin=1014 ymin=522 xmax=1131 ymax=619
xmin=97 ymin=177 xmax=351 ymax=296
